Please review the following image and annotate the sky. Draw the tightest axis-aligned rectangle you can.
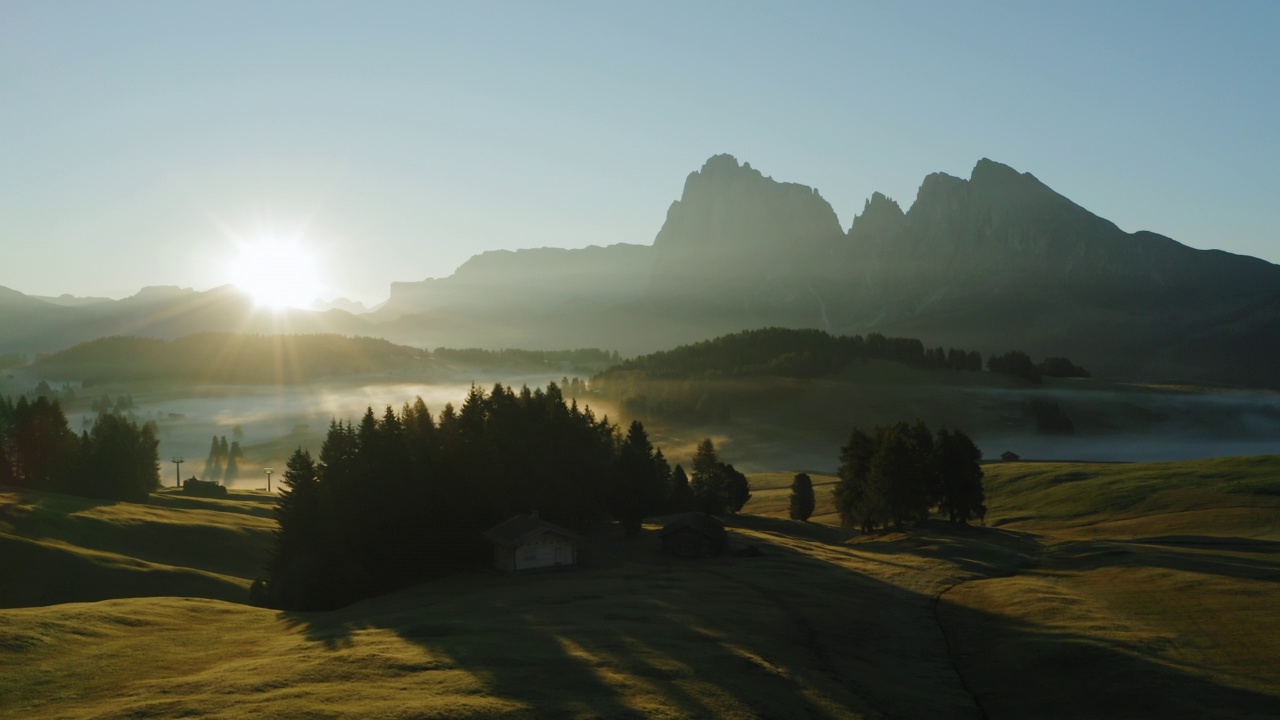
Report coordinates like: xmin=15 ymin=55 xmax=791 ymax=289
xmin=2 ymin=1 xmax=1277 ymax=305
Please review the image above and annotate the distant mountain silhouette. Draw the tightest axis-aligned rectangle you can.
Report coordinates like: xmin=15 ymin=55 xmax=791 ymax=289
xmin=0 ymin=284 xmax=371 ymax=355
xmin=378 ymin=244 xmax=652 ymax=319
xmin=310 ymin=297 xmax=374 ymax=315
xmin=2 ymin=155 xmax=1277 ymax=387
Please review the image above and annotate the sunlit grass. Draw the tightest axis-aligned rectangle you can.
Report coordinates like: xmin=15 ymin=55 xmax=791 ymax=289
xmin=3 ymin=454 xmax=1280 ymax=718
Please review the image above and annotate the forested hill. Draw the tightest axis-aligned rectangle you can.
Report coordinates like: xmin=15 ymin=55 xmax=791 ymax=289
xmin=32 ymin=334 xmax=425 ymax=385
xmin=594 ymin=327 xmax=984 ymax=381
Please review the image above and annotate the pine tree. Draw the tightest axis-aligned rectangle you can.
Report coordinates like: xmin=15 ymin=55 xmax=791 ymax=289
xmin=689 ymin=438 xmax=729 ymax=514
xmin=205 ymin=435 xmax=224 ymax=481
xmin=834 ymin=427 xmax=879 ymax=532
xmin=225 ymin=440 xmax=243 ymax=482
xmin=610 ymin=420 xmax=669 ymax=535
xmin=789 ymin=472 xmax=815 ymax=521
xmin=667 ymin=464 xmax=695 ymax=512
xmin=257 ymin=447 xmax=325 ymax=608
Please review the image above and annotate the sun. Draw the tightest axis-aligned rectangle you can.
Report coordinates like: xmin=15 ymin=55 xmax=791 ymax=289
xmin=228 ymin=237 xmax=323 ymax=309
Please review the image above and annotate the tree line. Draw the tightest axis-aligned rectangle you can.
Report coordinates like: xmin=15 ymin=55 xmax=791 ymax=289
xmin=598 ymin=327 xmax=985 ymax=381
xmin=432 ymin=347 xmax=619 ymax=375
xmin=832 ymin=421 xmax=985 ymax=532
xmin=255 ymin=383 xmax=748 ymax=610
xmin=0 ymin=395 xmax=160 ymax=503
xmin=986 ymin=351 xmax=1091 ymax=383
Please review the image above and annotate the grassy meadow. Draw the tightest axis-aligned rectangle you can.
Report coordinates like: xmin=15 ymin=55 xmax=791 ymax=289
xmin=2 ymin=456 xmax=1279 ymax=718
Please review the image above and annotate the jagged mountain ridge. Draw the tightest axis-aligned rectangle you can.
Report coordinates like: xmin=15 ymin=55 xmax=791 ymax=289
xmin=2 ymin=154 xmax=1276 ymax=387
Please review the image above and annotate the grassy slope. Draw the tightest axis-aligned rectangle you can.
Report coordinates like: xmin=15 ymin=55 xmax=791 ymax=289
xmin=0 ymin=487 xmax=275 ymax=608
xmin=1 ymin=457 xmax=1278 ymax=718
xmin=938 ymin=456 xmax=1280 ymax=719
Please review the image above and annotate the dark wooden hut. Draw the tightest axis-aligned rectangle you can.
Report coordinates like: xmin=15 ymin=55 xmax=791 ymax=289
xmin=483 ymin=512 xmax=581 ymax=572
xmin=658 ymin=512 xmax=727 ymax=557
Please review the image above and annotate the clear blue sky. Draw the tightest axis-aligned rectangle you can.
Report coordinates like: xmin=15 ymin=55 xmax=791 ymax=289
xmin=2 ymin=1 xmax=1277 ymax=304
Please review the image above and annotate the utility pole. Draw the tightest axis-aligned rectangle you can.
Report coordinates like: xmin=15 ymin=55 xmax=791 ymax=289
xmin=171 ymin=457 xmax=184 ymax=488
xmin=264 ymin=467 xmax=274 ymax=494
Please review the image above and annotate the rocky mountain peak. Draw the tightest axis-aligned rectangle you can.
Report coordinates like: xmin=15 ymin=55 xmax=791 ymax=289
xmin=648 ymin=155 xmax=844 ymax=303
xmin=848 ymin=192 xmax=905 ymax=243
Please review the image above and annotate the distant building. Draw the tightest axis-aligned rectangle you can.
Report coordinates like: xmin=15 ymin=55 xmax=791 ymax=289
xmin=182 ymin=476 xmax=227 ymax=498
xmin=1001 ymin=450 xmax=1021 ymax=462
xmin=659 ymin=512 xmax=727 ymax=557
xmin=483 ymin=512 xmax=581 ymax=572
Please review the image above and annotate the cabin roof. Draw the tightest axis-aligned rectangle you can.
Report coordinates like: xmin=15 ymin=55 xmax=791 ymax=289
xmin=483 ymin=513 xmax=581 ymax=549
xmin=658 ymin=512 xmax=725 ymax=539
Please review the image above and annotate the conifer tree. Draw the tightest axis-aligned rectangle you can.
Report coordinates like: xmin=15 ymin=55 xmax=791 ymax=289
xmin=789 ymin=472 xmax=815 ymax=521
xmin=610 ymin=420 xmax=669 ymax=535
xmin=225 ymin=440 xmax=243 ymax=482
xmin=667 ymin=464 xmax=695 ymax=512
xmin=689 ymin=437 xmax=729 ymax=514
xmin=205 ymin=435 xmax=224 ymax=481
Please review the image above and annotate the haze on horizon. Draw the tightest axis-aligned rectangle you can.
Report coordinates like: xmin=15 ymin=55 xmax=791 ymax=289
xmin=2 ymin=1 xmax=1278 ymax=306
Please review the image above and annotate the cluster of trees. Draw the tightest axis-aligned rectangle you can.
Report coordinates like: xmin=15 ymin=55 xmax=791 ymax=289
xmin=833 ymin=421 xmax=985 ymax=532
xmin=432 ymin=347 xmax=618 ymax=375
xmin=204 ymin=433 xmax=245 ymax=482
xmin=689 ymin=438 xmax=751 ymax=516
xmin=257 ymin=383 xmax=714 ymax=610
xmin=0 ymin=395 xmax=159 ymax=503
xmin=600 ymin=328 xmax=987 ymax=381
xmin=90 ymin=393 xmax=134 ymax=415
xmin=987 ymin=351 xmax=1091 ymax=384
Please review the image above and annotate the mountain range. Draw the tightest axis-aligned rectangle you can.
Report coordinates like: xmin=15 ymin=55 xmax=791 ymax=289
xmin=3 ymin=155 xmax=1278 ymax=388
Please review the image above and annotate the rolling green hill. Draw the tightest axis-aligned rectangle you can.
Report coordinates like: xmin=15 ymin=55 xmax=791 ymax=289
xmin=2 ymin=456 xmax=1279 ymax=718
xmin=0 ymin=488 xmax=275 ymax=608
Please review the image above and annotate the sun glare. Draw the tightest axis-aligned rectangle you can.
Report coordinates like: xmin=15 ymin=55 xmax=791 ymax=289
xmin=228 ymin=237 xmax=323 ymax=309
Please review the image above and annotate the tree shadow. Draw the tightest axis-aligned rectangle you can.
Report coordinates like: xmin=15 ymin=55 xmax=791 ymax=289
xmin=277 ymin=519 xmax=1280 ymax=719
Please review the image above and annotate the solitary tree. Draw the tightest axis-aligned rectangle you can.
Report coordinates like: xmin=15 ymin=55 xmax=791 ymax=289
xmin=789 ymin=472 xmax=815 ymax=521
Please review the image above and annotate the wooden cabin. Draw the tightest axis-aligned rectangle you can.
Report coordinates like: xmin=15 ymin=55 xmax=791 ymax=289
xmin=1001 ymin=450 xmax=1021 ymax=462
xmin=483 ymin=512 xmax=581 ymax=572
xmin=659 ymin=512 xmax=727 ymax=557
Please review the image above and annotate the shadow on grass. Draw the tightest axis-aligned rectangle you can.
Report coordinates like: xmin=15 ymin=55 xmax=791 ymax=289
xmin=278 ymin=519 xmax=1280 ymax=719
xmin=1048 ymin=539 xmax=1280 ymax=584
